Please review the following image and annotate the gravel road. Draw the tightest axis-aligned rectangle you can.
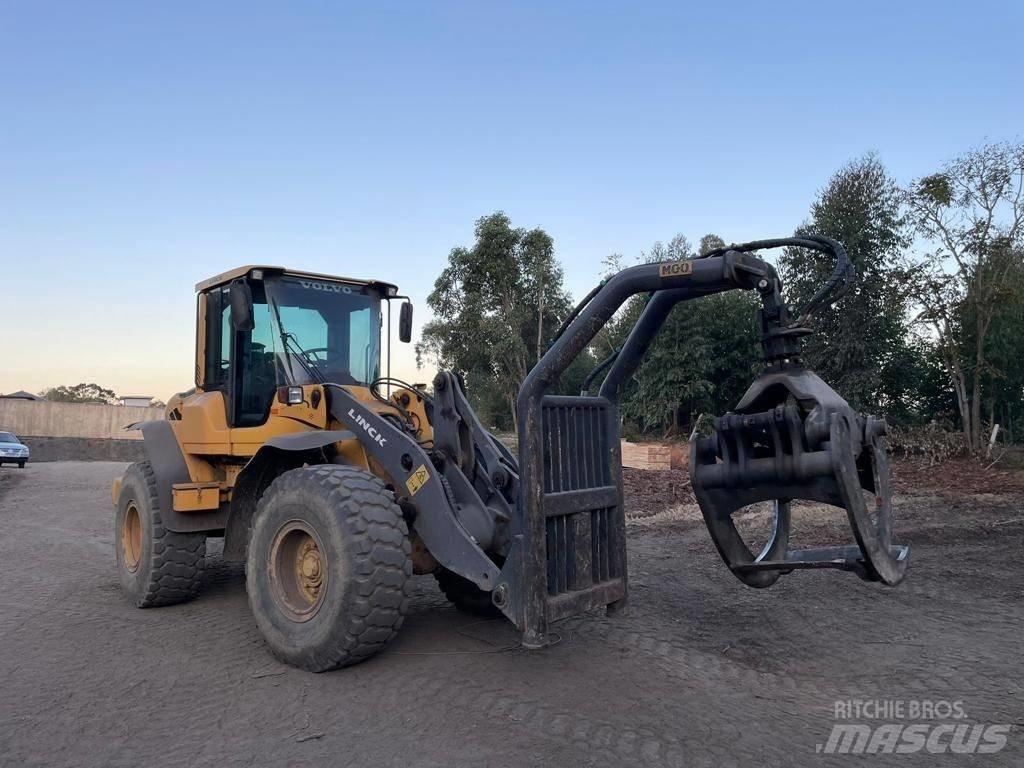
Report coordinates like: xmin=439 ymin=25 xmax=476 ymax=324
xmin=0 ymin=461 xmax=1020 ymax=767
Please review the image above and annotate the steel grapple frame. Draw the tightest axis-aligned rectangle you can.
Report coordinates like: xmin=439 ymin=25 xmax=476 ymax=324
xmin=496 ymin=236 xmax=908 ymax=646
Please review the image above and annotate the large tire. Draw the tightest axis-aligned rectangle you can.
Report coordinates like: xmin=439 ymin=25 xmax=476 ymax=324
xmin=246 ymin=465 xmax=412 ymax=672
xmin=434 ymin=557 xmax=503 ymax=618
xmin=115 ymin=461 xmax=205 ymax=607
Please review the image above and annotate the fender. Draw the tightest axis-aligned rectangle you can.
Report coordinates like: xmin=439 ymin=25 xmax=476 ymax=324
xmin=326 ymin=384 xmax=502 ymax=592
xmin=222 ymin=429 xmax=355 ymax=561
xmin=135 ymin=421 xmax=227 ymax=533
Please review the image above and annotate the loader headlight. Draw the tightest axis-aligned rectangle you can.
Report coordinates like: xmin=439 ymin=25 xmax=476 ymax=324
xmin=277 ymin=386 xmax=305 ymax=405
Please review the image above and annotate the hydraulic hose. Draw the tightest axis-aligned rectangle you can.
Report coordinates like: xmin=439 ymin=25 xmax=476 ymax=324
xmin=549 ymin=280 xmax=606 ymax=349
xmin=580 ymin=346 xmax=621 ymax=395
xmin=699 ymin=235 xmax=856 ymax=321
xmin=552 ymin=234 xmax=853 ymax=349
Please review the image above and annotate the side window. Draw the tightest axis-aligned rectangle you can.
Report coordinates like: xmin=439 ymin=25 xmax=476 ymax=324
xmin=349 ymin=307 xmax=373 ymax=382
xmin=219 ymin=306 xmax=232 ymax=368
xmin=203 ymin=287 xmax=231 ymax=391
xmin=201 ymin=283 xmax=276 ymax=427
xmin=235 ymin=291 xmax=276 ymax=427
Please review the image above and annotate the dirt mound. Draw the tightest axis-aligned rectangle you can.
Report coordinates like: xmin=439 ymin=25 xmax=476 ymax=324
xmin=892 ymin=457 xmax=1024 ymax=495
xmin=621 ymin=456 xmax=1024 ymax=522
xmin=623 ymin=467 xmax=694 ymax=518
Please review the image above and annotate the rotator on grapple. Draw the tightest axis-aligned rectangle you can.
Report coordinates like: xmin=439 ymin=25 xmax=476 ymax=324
xmin=112 ymin=237 xmax=906 ymax=672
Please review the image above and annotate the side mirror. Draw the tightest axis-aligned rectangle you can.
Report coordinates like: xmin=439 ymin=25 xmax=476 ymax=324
xmin=229 ymin=280 xmax=255 ymax=332
xmin=398 ymin=301 xmax=413 ymax=343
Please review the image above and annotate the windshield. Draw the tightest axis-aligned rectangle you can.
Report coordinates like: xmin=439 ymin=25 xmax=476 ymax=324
xmin=0 ymin=432 xmax=17 ymax=443
xmin=261 ymin=275 xmax=382 ymax=386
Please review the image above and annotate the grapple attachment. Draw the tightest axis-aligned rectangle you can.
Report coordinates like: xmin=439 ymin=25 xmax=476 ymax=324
xmin=690 ymin=367 xmax=908 ymax=587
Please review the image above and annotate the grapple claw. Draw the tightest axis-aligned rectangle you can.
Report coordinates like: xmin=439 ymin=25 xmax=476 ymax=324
xmin=690 ymin=367 xmax=908 ymax=588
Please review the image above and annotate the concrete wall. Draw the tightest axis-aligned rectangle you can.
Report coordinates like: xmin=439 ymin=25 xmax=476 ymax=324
xmin=0 ymin=398 xmax=164 ymax=440
xmin=18 ymin=436 xmax=147 ymax=463
xmin=0 ymin=399 xmax=164 ymax=462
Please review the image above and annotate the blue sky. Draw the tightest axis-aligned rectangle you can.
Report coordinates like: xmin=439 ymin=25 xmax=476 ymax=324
xmin=1 ymin=1 xmax=1020 ymax=399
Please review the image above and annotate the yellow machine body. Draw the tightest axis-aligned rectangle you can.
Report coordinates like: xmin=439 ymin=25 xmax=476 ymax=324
xmin=121 ymin=265 xmax=430 ymax=517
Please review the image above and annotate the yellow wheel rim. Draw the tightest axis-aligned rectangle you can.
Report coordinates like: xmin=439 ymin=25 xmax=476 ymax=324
xmin=269 ymin=521 xmax=327 ymax=622
xmin=122 ymin=502 xmax=142 ymax=573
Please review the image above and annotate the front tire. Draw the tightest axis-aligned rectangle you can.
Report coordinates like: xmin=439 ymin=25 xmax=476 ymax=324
xmin=246 ymin=465 xmax=412 ymax=672
xmin=18 ymin=461 xmax=25 ymax=469
xmin=115 ymin=462 xmax=206 ymax=607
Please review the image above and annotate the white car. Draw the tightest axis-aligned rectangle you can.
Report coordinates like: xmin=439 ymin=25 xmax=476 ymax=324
xmin=0 ymin=431 xmax=29 ymax=468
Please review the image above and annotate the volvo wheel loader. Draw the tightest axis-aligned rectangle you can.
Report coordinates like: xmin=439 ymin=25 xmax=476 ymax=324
xmin=113 ymin=237 xmax=908 ymax=671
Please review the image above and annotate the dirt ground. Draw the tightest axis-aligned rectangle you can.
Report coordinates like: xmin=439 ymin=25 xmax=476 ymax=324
xmin=1 ymin=461 xmax=1022 ymax=767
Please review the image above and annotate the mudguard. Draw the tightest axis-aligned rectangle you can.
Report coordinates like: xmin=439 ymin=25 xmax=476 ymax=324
xmin=134 ymin=420 xmax=227 ymax=533
xmin=222 ymin=429 xmax=358 ymax=561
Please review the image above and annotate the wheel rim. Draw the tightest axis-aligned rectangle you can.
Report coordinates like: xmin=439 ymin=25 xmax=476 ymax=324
xmin=122 ymin=502 xmax=142 ymax=573
xmin=269 ymin=520 xmax=328 ymax=622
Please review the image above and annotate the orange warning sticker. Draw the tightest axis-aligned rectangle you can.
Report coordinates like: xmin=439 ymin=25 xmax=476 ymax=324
xmin=406 ymin=464 xmax=430 ymax=496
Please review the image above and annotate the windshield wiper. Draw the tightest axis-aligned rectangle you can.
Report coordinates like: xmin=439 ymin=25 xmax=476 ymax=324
xmin=282 ymin=332 xmax=326 ymax=384
xmin=268 ymin=296 xmax=325 ymax=385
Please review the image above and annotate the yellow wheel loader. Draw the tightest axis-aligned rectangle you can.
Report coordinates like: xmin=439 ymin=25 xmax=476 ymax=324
xmin=113 ymin=238 xmax=908 ymax=671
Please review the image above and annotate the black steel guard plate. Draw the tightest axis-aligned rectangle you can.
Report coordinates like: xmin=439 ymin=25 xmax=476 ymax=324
xmin=540 ymin=395 xmax=627 ymax=622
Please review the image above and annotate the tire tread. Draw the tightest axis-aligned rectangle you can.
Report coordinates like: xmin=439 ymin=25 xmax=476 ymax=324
xmin=249 ymin=464 xmax=411 ymax=671
xmin=123 ymin=461 xmax=205 ymax=607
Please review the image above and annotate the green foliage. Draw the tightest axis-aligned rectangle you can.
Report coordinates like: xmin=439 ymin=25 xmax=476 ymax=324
xmin=422 ymin=143 xmax=1024 ymax=446
xmin=41 ymin=383 xmax=119 ymax=404
xmin=600 ymin=234 xmax=761 ymax=435
xmin=958 ymin=254 xmax=1024 ymax=441
xmin=419 ymin=211 xmax=581 ymax=429
xmin=620 ymin=291 xmax=761 ymax=434
xmin=904 ymin=140 xmax=1024 ymax=449
xmin=698 ymin=233 xmax=726 ymax=256
xmin=915 ymin=173 xmax=952 ymax=206
xmin=780 ymin=154 xmax=919 ymax=419
xmin=895 ymin=339 xmax=959 ymax=427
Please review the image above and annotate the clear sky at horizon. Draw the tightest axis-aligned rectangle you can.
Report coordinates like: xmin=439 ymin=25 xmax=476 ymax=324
xmin=2 ymin=1 xmax=1021 ymax=400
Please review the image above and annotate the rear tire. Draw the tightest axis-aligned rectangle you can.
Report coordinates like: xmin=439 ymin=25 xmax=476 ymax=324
xmin=115 ymin=461 xmax=205 ymax=607
xmin=246 ymin=465 xmax=412 ymax=672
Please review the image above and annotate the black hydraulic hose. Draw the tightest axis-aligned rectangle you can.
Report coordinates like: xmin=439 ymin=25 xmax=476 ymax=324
xmin=369 ymin=376 xmax=434 ymax=405
xmin=549 ymin=280 xmax=606 ymax=349
xmin=580 ymin=346 xmax=621 ymax=395
xmin=552 ymin=234 xmax=852 ymax=351
xmin=699 ymin=235 xmax=855 ymax=321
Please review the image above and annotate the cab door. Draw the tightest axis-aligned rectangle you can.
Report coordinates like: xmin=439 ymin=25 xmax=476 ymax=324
xmin=199 ymin=281 xmax=276 ymax=427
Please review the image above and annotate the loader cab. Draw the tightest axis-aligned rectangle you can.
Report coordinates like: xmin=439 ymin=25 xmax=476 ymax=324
xmin=194 ymin=266 xmax=405 ymax=427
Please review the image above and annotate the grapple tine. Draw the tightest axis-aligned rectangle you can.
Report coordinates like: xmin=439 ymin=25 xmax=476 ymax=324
xmin=691 ymin=367 xmax=909 ymax=588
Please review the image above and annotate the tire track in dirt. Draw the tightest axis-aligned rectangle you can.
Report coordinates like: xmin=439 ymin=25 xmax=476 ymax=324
xmin=1 ymin=462 xmax=1021 ymax=766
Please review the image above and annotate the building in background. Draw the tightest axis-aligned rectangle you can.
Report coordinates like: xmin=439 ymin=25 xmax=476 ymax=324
xmin=0 ymin=391 xmax=43 ymax=401
xmin=119 ymin=396 xmax=154 ymax=408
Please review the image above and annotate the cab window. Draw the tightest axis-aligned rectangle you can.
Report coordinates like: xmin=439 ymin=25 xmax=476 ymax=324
xmin=200 ymin=282 xmax=276 ymax=427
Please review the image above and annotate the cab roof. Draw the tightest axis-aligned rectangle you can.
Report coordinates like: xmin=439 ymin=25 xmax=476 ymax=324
xmin=195 ymin=265 xmax=399 ymax=296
